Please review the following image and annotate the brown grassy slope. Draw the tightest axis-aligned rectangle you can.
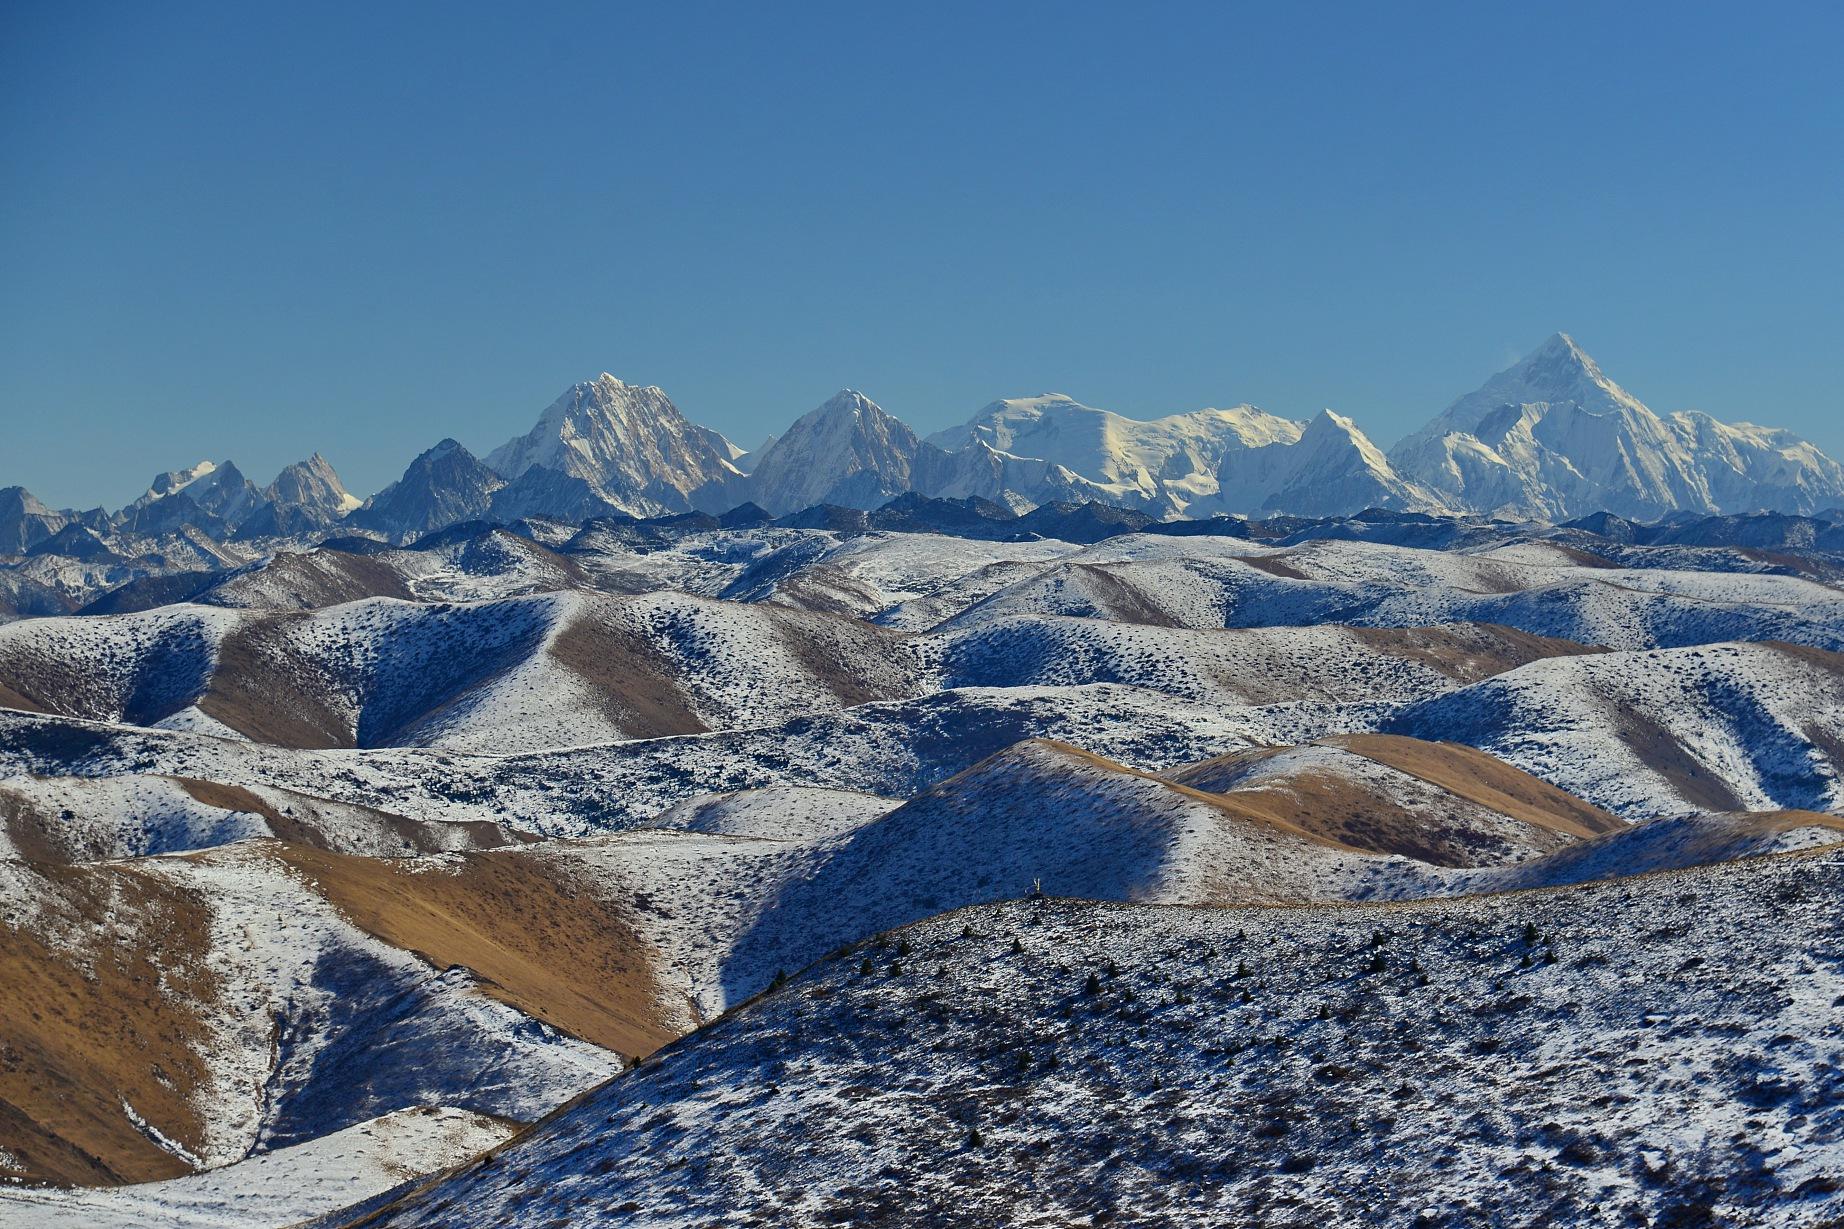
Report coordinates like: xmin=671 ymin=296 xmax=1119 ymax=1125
xmin=276 ymin=844 xmax=678 ymax=1060
xmin=195 ymin=615 xmax=357 ymax=747
xmin=547 ymin=615 xmax=709 ymax=739
xmin=0 ymin=639 xmax=129 ymax=724
xmin=1330 ymin=734 xmax=1624 ymax=837
xmin=1610 ymin=706 xmax=1749 ymax=812
xmin=1350 ymin=623 xmax=1607 ymax=683
xmin=1065 ymin=565 xmax=1186 ymax=627
xmin=0 ymin=776 xmax=517 ymax=864
xmin=173 ymin=778 xmax=517 ymax=855
xmin=1236 ymin=554 xmax=1311 ymax=581
xmin=1034 ymin=740 xmax=1371 ymax=854
xmin=1547 ymin=542 xmax=1621 ymax=568
xmin=1733 ymin=809 xmax=1844 ymax=836
xmin=0 ymin=787 xmax=75 ymax=864
xmin=0 ymin=863 xmax=219 ymax=1186
xmin=0 ymin=680 xmax=45 ymax=713
xmin=222 ymin=549 xmax=419 ymax=608
xmin=1165 ymin=735 xmax=1622 ymax=868
xmin=1 ymin=837 xmax=676 ymax=1188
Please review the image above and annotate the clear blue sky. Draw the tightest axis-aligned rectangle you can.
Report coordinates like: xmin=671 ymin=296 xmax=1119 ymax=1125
xmin=3 ymin=1 xmax=1840 ymax=508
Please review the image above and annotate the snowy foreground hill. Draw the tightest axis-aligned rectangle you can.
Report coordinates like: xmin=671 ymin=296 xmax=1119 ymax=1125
xmin=352 ymin=852 xmax=1844 ymax=1229
xmin=2 ymin=496 xmax=1844 ymax=1227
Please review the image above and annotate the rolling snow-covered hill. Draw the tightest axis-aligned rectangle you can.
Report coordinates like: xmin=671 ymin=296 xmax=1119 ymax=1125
xmin=1387 ymin=640 xmax=1844 ymax=818
xmin=0 ymin=592 xmax=927 ymax=752
xmin=342 ymin=849 xmax=1844 ymax=1229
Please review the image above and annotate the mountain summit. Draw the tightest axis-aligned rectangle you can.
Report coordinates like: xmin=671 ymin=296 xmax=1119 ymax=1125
xmin=745 ymin=391 xmax=935 ymax=514
xmin=1215 ymin=408 xmax=1446 ymax=518
xmin=349 ymin=439 xmax=505 ymax=541
xmin=1390 ymin=334 xmax=1844 ymax=519
xmin=929 ymin=395 xmax=1304 ymax=516
xmin=486 ymin=374 xmax=746 ymax=518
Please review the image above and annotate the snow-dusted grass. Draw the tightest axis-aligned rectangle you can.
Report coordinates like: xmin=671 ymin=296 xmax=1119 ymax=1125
xmin=0 ymin=1107 xmax=512 ymax=1229
xmin=5 ymin=630 xmax=1843 ymax=845
xmin=0 ymin=842 xmax=619 ymax=1174
xmin=933 ymin=617 xmax=1463 ymax=705
xmin=1390 ymin=642 xmax=1844 ymax=818
xmin=0 ymin=684 xmax=1374 ymax=837
xmin=355 ymin=849 xmax=1844 ymax=1229
xmin=936 ymin=539 xmax=1844 ymax=651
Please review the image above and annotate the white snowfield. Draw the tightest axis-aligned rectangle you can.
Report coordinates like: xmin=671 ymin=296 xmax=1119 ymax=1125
xmin=926 ymin=393 xmax=1306 ymax=516
xmin=0 ymin=1107 xmax=512 ymax=1229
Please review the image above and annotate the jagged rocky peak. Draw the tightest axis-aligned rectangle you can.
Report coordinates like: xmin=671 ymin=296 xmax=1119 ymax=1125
xmin=745 ymin=390 xmax=932 ymax=514
xmin=485 ymin=374 xmax=745 ymax=517
xmin=228 ymin=454 xmax=364 ymax=539
xmin=780 ymin=389 xmax=916 ymax=442
xmin=0 ymin=486 xmax=73 ymax=554
xmin=139 ymin=459 xmax=221 ymax=501
xmin=266 ymin=453 xmax=359 ymax=514
xmin=10 ymin=344 xmax=1844 ymax=557
xmin=348 ymin=438 xmax=506 ymax=542
xmin=1391 ymin=335 xmax=1672 ymax=520
xmin=115 ymin=458 xmax=264 ymax=535
xmin=1423 ymin=333 xmax=1652 ymax=443
xmin=1500 ymin=332 xmax=1628 ymax=406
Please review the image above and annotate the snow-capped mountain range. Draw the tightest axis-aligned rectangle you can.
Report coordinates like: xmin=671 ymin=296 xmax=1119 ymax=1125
xmin=1389 ymin=332 xmax=1844 ymax=520
xmin=5 ymin=334 xmax=1842 ymax=556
